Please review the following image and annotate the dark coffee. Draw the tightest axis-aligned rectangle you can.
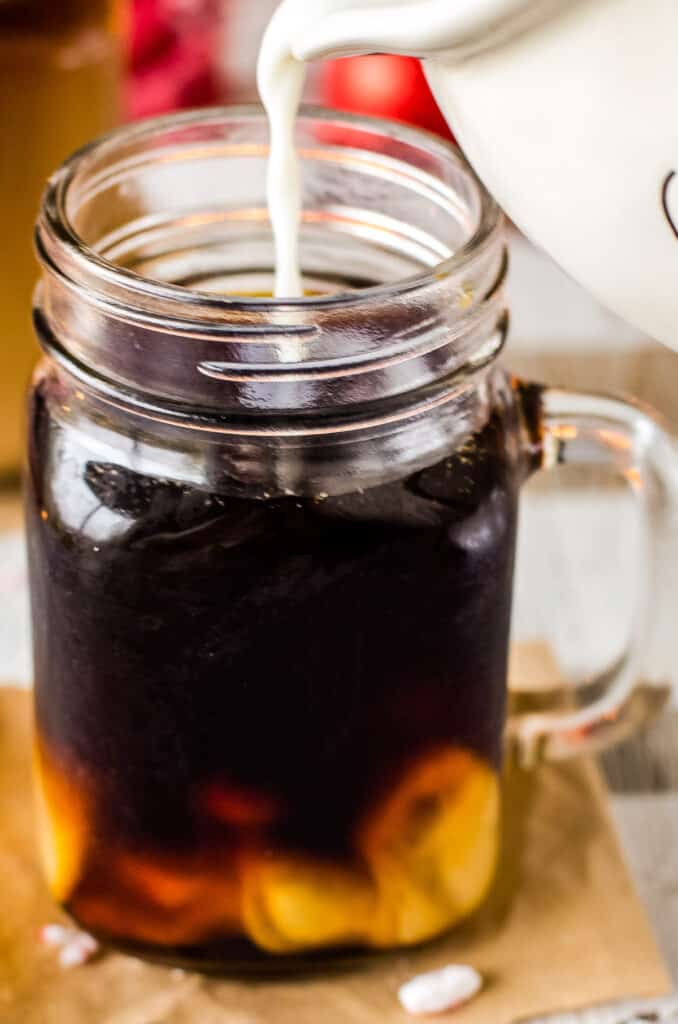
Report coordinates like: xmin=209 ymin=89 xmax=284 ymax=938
xmin=26 ymin=376 xmax=528 ymax=965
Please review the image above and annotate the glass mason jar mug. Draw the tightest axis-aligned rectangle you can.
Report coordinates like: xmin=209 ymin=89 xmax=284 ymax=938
xmin=27 ymin=109 xmax=678 ymax=969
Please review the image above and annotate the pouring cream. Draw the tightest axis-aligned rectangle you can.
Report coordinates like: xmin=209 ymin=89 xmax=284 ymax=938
xmin=259 ymin=0 xmax=678 ymax=351
xmin=257 ymin=0 xmax=546 ymax=298
xmin=256 ymin=0 xmax=407 ymax=297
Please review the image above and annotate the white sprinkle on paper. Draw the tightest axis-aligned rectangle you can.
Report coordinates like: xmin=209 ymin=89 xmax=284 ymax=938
xmin=57 ymin=932 xmax=100 ymax=969
xmin=398 ymin=964 xmax=483 ymax=1017
xmin=39 ymin=923 xmax=72 ymax=948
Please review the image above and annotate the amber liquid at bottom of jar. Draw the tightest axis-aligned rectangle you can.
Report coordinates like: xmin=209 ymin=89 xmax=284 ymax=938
xmin=35 ymin=739 xmax=500 ymax=967
xmin=27 ymin=380 xmax=519 ymax=965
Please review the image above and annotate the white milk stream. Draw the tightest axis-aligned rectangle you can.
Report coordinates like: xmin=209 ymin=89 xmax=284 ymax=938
xmin=256 ymin=0 xmax=399 ymax=298
xmin=256 ymin=0 xmax=511 ymax=298
xmin=258 ymin=0 xmax=678 ymax=351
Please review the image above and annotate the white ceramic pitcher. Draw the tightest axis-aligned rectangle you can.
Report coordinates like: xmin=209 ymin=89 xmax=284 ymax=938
xmin=295 ymin=0 xmax=678 ymax=350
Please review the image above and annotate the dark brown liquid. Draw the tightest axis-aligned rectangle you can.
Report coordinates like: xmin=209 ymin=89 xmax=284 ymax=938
xmin=26 ymin=378 xmax=530 ymax=966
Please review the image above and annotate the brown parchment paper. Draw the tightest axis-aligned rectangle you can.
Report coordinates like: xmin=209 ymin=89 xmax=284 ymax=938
xmin=0 ymin=650 xmax=670 ymax=1024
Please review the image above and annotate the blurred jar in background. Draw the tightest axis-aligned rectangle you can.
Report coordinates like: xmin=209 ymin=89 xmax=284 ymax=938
xmin=0 ymin=1 xmax=126 ymax=477
xmin=128 ymin=0 xmax=224 ymax=118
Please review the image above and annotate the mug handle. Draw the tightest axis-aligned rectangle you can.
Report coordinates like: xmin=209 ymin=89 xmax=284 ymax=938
xmin=509 ymin=385 xmax=678 ymax=767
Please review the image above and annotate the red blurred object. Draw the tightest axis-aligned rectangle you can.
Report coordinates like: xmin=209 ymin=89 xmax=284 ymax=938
xmin=128 ymin=0 xmax=224 ymax=120
xmin=322 ymin=54 xmax=453 ymax=140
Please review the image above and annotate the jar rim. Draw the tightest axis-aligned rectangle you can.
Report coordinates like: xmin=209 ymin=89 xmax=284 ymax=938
xmin=35 ymin=104 xmax=507 ymax=417
xmin=38 ymin=104 xmax=503 ymax=316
